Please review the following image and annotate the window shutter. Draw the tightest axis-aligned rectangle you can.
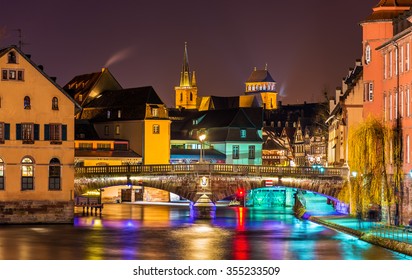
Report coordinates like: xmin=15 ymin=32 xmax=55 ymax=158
xmin=34 ymin=124 xmax=40 ymax=140
xmin=44 ymin=124 xmax=50 ymax=140
xmin=62 ymin=125 xmax=67 ymax=141
xmin=5 ymin=123 xmax=10 ymax=140
xmin=16 ymin=124 xmax=21 ymax=140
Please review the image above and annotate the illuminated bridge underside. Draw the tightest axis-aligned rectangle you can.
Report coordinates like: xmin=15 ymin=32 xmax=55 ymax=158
xmin=75 ymin=164 xmax=347 ymax=202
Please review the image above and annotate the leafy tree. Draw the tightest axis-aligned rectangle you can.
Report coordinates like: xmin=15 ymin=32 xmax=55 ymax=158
xmin=338 ymin=117 xmax=394 ymax=221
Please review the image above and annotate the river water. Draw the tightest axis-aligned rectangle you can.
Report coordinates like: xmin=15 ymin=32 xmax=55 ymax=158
xmin=0 ymin=203 xmax=410 ymax=260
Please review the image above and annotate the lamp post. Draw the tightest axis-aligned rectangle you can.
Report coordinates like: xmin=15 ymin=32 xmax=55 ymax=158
xmin=199 ymin=134 xmax=206 ymax=163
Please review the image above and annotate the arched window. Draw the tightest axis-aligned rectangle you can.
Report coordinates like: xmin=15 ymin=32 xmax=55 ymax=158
xmin=24 ymin=96 xmax=31 ymax=109
xmin=49 ymin=158 xmax=61 ymax=190
xmin=0 ymin=158 xmax=4 ymax=190
xmin=8 ymin=51 xmax=16 ymax=63
xmin=21 ymin=156 xmax=34 ymax=190
xmin=52 ymin=97 xmax=58 ymax=110
xmin=190 ymin=92 xmax=193 ymax=101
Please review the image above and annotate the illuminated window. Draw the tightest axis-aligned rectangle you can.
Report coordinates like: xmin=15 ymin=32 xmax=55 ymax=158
xmin=48 ymin=158 xmax=61 ymax=190
xmin=233 ymin=145 xmax=239 ymax=159
xmin=52 ymin=97 xmax=58 ymax=110
xmin=21 ymin=157 xmax=34 ymax=190
xmin=152 ymin=108 xmax=158 ymax=117
xmin=0 ymin=158 xmax=4 ymax=190
xmin=153 ymin=124 xmax=160 ymax=134
xmin=240 ymin=129 xmax=247 ymax=138
xmin=364 ymin=83 xmax=373 ymax=102
xmin=116 ymin=125 xmax=120 ymax=135
xmin=24 ymin=96 xmax=31 ymax=109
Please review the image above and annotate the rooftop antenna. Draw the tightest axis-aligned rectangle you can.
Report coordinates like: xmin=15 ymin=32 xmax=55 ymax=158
xmin=13 ymin=29 xmax=28 ymax=50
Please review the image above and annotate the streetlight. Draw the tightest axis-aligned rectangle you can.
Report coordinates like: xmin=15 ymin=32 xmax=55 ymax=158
xmin=199 ymin=133 xmax=206 ymax=163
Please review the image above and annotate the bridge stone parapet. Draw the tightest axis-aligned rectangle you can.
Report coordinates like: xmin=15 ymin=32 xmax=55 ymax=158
xmin=75 ymin=164 xmax=348 ymax=202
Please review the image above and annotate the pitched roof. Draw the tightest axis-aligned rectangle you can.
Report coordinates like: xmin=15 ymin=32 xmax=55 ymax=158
xmin=246 ymin=69 xmax=275 ymax=83
xmin=0 ymin=46 xmax=80 ymax=110
xmin=365 ymin=0 xmax=412 ymax=21
xmin=64 ymin=71 xmax=103 ymax=98
xmin=80 ymin=86 xmax=166 ymax=121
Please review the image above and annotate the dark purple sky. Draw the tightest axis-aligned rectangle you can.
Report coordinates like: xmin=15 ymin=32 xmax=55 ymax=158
xmin=1 ymin=0 xmax=378 ymax=107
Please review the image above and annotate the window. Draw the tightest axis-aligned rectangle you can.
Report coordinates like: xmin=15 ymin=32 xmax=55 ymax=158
xmin=107 ymin=110 xmax=111 ymax=119
xmin=390 ymin=93 xmax=393 ymax=120
xmin=9 ymin=70 xmax=16 ymax=80
xmin=115 ymin=125 xmax=120 ymax=135
xmin=104 ymin=125 xmax=109 ymax=136
xmin=407 ymin=135 xmax=410 ymax=164
xmin=97 ymin=143 xmax=111 ymax=150
xmin=49 ymin=124 xmax=61 ymax=143
xmin=240 ymin=129 xmax=247 ymax=138
xmin=406 ymin=43 xmax=410 ymax=71
xmin=395 ymin=47 xmax=399 ymax=75
xmin=395 ymin=90 xmax=399 ymax=119
xmin=0 ymin=158 xmax=4 ymax=190
xmin=384 ymin=95 xmax=387 ymax=122
xmin=79 ymin=143 xmax=92 ymax=150
xmin=407 ymin=88 xmax=410 ymax=117
xmin=7 ymin=51 xmax=16 ymax=63
xmin=52 ymin=97 xmax=58 ymax=110
xmin=190 ymin=92 xmax=193 ymax=101
xmin=401 ymin=45 xmax=404 ymax=73
xmin=365 ymin=44 xmax=371 ymax=65
xmin=21 ymin=157 xmax=34 ymax=190
xmin=17 ymin=123 xmax=36 ymax=144
xmin=153 ymin=124 xmax=160 ymax=134
xmin=48 ymin=158 xmax=61 ymax=191
xmin=1 ymin=69 xmax=24 ymax=81
xmin=180 ymin=93 xmax=183 ymax=102
xmin=248 ymin=145 xmax=255 ymax=159
xmin=152 ymin=108 xmax=158 ymax=117
xmin=24 ymin=96 xmax=31 ymax=109
xmin=389 ymin=51 xmax=393 ymax=78
xmin=364 ymin=83 xmax=373 ymax=102
xmin=117 ymin=110 xmax=121 ymax=118
xmin=233 ymin=145 xmax=240 ymax=159
xmin=384 ymin=53 xmax=387 ymax=79
xmin=0 ymin=123 xmax=10 ymax=143
xmin=401 ymin=90 xmax=404 ymax=117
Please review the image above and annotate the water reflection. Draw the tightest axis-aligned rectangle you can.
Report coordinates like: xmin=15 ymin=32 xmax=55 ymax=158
xmin=0 ymin=203 xmax=410 ymax=260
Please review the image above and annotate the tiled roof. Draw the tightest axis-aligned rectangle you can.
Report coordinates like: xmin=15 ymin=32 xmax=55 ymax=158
xmin=365 ymin=0 xmax=412 ymax=21
xmin=80 ymin=86 xmax=166 ymax=121
xmin=63 ymin=72 xmax=102 ymax=99
xmin=246 ymin=69 xmax=275 ymax=83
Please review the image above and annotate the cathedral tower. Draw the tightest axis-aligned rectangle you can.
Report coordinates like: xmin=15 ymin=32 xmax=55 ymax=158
xmin=174 ymin=42 xmax=198 ymax=109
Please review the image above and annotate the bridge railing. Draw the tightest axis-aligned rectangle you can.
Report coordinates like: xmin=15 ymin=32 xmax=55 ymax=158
xmin=75 ymin=164 xmax=349 ymax=178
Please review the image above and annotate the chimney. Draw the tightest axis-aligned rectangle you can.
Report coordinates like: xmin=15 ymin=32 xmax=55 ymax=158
xmin=102 ymin=67 xmax=107 ymax=72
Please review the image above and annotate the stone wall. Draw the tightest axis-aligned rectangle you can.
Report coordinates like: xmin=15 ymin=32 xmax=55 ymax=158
xmin=0 ymin=201 xmax=74 ymax=224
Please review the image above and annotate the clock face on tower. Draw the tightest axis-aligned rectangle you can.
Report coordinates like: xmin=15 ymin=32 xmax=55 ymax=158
xmin=365 ymin=44 xmax=371 ymax=65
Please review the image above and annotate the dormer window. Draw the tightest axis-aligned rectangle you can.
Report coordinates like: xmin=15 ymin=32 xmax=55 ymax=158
xmin=240 ymin=129 xmax=247 ymax=138
xmin=107 ymin=110 xmax=111 ymax=119
xmin=8 ymin=51 xmax=17 ymax=64
xmin=118 ymin=110 xmax=121 ymax=118
xmin=24 ymin=96 xmax=31 ymax=109
xmin=152 ymin=108 xmax=158 ymax=117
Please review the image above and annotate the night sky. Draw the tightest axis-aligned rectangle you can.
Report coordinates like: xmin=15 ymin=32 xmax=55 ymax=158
xmin=1 ymin=0 xmax=378 ymax=107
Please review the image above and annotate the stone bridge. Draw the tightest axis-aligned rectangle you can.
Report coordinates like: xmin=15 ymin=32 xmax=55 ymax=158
xmin=75 ymin=164 xmax=349 ymax=202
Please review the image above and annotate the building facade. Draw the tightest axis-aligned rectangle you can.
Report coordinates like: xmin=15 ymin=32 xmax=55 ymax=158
xmin=0 ymin=46 xmax=77 ymax=223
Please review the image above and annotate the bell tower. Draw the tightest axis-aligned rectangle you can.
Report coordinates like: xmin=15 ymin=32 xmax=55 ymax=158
xmin=174 ymin=42 xmax=198 ymax=109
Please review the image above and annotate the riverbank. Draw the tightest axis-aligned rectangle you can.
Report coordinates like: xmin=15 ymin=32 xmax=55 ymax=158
xmin=309 ymin=215 xmax=412 ymax=257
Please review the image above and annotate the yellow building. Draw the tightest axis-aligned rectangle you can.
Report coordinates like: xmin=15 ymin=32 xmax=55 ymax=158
xmin=245 ymin=66 xmax=278 ymax=110
xmin=174 ymin=42 xmax=198 ymax=109
xmin=78 ymin=86 xmax=171 ymax=165
xmin=0 ymin=46 xmax=78 ymax=223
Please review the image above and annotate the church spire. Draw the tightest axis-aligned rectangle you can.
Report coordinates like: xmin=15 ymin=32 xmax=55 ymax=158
xmin=180 ymin=42 xmax=191 ymax=87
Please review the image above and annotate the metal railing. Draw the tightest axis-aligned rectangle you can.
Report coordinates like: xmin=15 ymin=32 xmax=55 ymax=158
xmin=75 ymin=163 xmax=349 ymax=178
xmin=369 ymin=222 xmax=412 ymax=244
